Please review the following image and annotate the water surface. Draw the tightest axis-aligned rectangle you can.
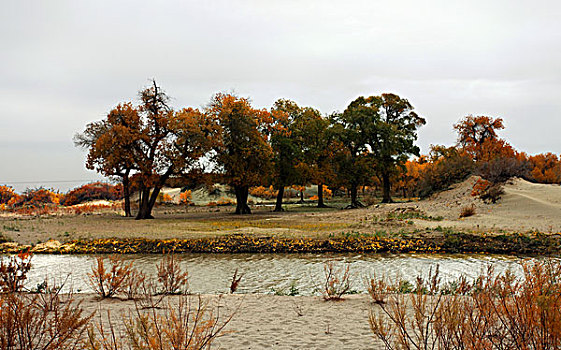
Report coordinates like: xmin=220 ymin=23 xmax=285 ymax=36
xmin=20 ymin=253 xmax=533 ymax=295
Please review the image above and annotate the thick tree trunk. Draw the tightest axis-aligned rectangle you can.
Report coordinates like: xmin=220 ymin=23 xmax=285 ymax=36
xmin=136 ymin=187 xmax=153 ymax=219
xmin=381 ymin=171 xmax=393 ymax=203
xmin=122 ymin=173 xmax=132 ymax=217
xmin=274 ymin=186 xmax=284 ymax=212
xmin=317 ymin=183 xmax=328 ymax=208
xmin=135 ymin=185 xmax=163 ymax=220
xmin=234 ymin=185 xmax=251 ymax=214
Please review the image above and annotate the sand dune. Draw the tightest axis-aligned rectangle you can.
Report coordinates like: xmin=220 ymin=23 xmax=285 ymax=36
xmin=410 ymin=177 xmax=561 ymax=233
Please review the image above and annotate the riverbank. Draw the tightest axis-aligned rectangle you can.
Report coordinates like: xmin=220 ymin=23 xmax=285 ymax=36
xmin=2 ymin=176 xmax=561 ymax=256
xmin=2 ymin=231 xmax=560 ymax=255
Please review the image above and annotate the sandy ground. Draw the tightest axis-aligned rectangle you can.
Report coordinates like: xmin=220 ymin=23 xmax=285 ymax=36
xmin=80 ymin=293 xmax=381 ymax=350
xmin=2 ymin=177 xmax=561 ymax=245
xmin=405 ymin=176 xmax=561 ymax=233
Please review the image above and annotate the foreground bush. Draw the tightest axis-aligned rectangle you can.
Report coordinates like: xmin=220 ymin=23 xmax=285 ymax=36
xmin=0 ymin=252 xmax=93 ymax=349
xmin=85 ymin=295 xmax=234 ymax=350
xmin=369 ymin=260 xmax=561 ymax=349
xmin=0 ymin=251 xmax=32 ymax=293
xmin=322 ymin=261 xmax=351 ymax=300
xmin=87 ymin=256 xmax=134 ymax=298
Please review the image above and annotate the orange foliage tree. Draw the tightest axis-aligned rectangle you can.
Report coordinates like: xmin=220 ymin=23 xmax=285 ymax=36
xmin=454 ymin=115 xmax=529 ymax=183
xmin=529 ymin=153 xmax=561 ymax=184
xmin=75 ymin=103 xmax=140 ymax=217
xmin=395 ymin=157 xmax=429 ymax=199
xmin=207 ymin=93 xmax=273 ymax=214
xmin=76 ymin=81 xmax=216 ymax=219
xmin=454 ymin=115 xmax=505 ymax=161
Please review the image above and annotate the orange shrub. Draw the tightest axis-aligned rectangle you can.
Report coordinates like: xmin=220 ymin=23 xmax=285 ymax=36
xmin=471 ymin=178 xmax=490 ymax=197
xmin=249 ymin=186 xmax=278 ymax=199
xmin=61 ymin=182 xmax=123 ymax=206
xmin=87 ymin=256 xmax=133 ymax=298
xmin=159 ymin=193 xmax=173 ymax=203
xmin=156 ymin=254 xmax=189 ymax=295
xmin=179 ymin=190 xmax=192 ymax=204
xmin=11 ymin=187 xmax=59 ymax=208
xmin=370 ymin=260 xmax=561 ymax=349
xmin=0 ymin=185 xmax=19 ymax=207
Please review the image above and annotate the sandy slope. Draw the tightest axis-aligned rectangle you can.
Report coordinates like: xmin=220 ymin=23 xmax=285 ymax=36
xmin=80 ymin=293 xmax=380 ymax=350
xmin=299 ymin=176 xmax=561 ymax=235
xmin=399 ymin=176 xmax=561 ymax=233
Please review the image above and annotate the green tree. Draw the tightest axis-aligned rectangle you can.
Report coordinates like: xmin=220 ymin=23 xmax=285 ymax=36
xmin=331 ymin=107 xmax=374 ymax=208
xmin=293 ymin=107 xmax=335 ymax=208
xmin=348 ymin=94 xmax=425 ymax=203
xmin=270 ymin=99 xmax=304 ymax=212
xmin=207 ymin=93 xmax=273 ymax=214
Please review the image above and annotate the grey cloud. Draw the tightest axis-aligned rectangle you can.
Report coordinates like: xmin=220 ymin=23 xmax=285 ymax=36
xmin=1 ymin=0 xmax=560 ymax=191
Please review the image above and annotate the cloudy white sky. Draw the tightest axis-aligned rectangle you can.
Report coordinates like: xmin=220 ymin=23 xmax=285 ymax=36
xmin=1 ymin=0 xmax=560 ymax=192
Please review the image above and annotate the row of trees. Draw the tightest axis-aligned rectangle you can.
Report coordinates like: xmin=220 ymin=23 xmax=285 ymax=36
xmin=76 ymin=81 xmax=426 ymax=219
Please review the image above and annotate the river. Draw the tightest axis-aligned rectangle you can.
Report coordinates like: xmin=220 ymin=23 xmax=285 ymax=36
xmin=19 ymin=253 xmax=534 ymax=295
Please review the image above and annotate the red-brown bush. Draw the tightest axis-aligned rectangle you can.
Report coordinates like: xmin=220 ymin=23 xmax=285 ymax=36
xmin=61 ymin=182 xmax=123 ymax=206
xmin=369 ymin=260 xmax=561 ymax=350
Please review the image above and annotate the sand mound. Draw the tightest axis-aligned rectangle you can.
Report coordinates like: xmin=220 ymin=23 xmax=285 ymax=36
xmin=414 ymin=176 xmax=561 ymax=233
xmin=417 ymin=175 xmax=482 ymax=219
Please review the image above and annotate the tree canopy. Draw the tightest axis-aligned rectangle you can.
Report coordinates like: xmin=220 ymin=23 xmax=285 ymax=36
xmin=207 ymin=93 xmax=273 ymax=214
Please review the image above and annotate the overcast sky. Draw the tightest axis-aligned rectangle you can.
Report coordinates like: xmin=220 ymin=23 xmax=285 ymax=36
xmin=1 ymin=0 xmax=560 ymax=192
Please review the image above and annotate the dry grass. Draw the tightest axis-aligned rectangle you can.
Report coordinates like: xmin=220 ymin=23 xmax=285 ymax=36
xmin=0 ymin=252 xmax=93 ymax=349
xmin=0 ymin=206 xmax=353 ymax=245
xmin=369 ymin=260 xmax=561 ymax=349
xmin=322 ymin=261 xmax=352 ymax=301
xmin=459 ymin=204 xmax=476 ymax=218
xmin=84 ymin=296 xmax=235 ymax=350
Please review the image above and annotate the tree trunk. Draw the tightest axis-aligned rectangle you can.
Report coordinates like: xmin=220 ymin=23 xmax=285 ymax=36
xmin=135 ymin=184 xmax=163 ymax=220
xmin=234 ymin=185 xmax=251 ymax=214
xmin=381 ymin=171 xmax=393 ymax=203
xmin=122 ymin=173 xmax=132 ymax=217
xmin=317 ymin=183 xmax=328 ymax=208
xmin=297 ymin=189 xmax=305 ymax=204
xmin=136 ymin=187 xmax=153 ymax=219
xmin=350 ymin=183 xmax=358 ymax=208
xmin=274 ymin=186 xmax=284 ymax=212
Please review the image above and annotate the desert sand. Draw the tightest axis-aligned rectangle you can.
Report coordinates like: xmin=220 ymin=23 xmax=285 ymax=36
xmin=80 ymin=293 xmax=381 ymax=350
